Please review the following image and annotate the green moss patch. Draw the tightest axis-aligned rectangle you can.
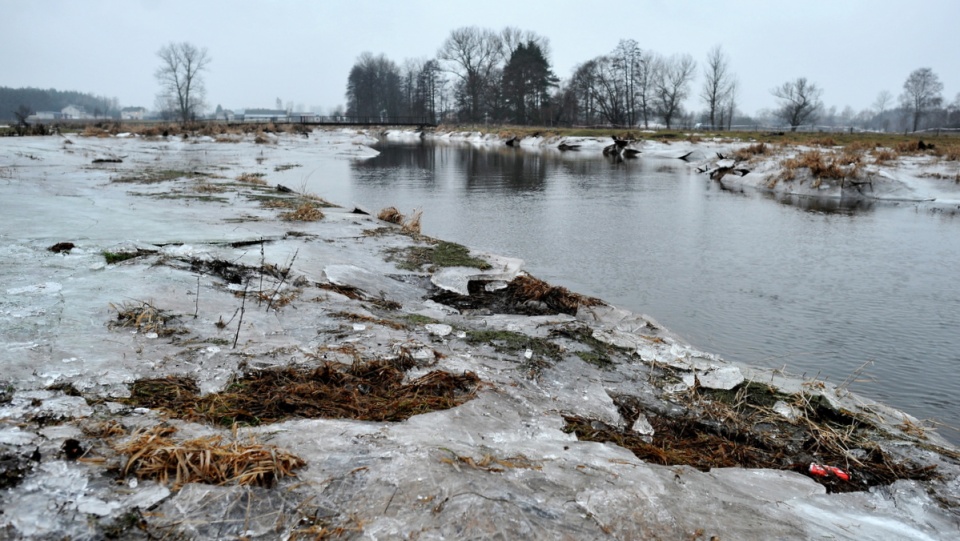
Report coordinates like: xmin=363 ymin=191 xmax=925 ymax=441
xmin=387 ymin=241 xmax=491 ymax=272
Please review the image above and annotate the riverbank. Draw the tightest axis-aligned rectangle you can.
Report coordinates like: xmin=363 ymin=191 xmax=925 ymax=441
xmin=389 ymin=128 xmax=960 ymax=206
xmin=1 ymin=130 xmax=958 ymax=539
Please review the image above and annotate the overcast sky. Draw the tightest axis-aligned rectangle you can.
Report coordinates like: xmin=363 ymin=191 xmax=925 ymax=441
xmin=4 ymin=0 xmax=959 ymax=116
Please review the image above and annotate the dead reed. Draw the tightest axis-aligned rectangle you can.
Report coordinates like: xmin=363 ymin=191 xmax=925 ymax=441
xmin=280 ymin=202 xmax=324 ymax=222
xmin=114 ymin=425 xmax=305 ymax=489
xmin=124 ymin=360 xmax=481 ymax=426
xmin=377 ymin=206 xmax=404 ymax=224
xmin=109 ymin=301 xmax=181 ymax=336
xmin=401 ymin=208 xmax=423 ymax=235
xmin=506 ymin=274 xmax=604 ymax=315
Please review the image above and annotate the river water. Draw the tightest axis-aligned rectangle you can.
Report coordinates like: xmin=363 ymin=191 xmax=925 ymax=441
xmin=309 ymin=140 xmax=960 ymax=444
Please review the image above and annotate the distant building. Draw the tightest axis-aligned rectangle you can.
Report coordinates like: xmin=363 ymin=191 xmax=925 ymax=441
xmin=31 ymin=111 xmax=65 ymax=121
xmin=121 ymin=107 xmax=147 ymax=120
xmin=288 ymin=112 xmax=317 ymax=123
xmin=241 ymin=109 xmax=288 ymax=122
xmin=61 ymin=105 xmax=88 ymax=119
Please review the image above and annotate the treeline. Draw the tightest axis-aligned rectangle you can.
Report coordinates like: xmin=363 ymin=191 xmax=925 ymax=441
xmin=342 ymin=27 xmax=740 ymax=128
xmin=345 ymin=26 xmax=960 ymax=131
xmin=0 ymin=87 xmax=120 ymax=121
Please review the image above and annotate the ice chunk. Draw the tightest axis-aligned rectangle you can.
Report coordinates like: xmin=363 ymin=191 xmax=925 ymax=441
xmin=425 ymin=323 xmax=452 ymax=337
xmin=697 ymin=366 xmax=744 ymax=390
xmin=632 ymin=415 xmax=655 ymax=436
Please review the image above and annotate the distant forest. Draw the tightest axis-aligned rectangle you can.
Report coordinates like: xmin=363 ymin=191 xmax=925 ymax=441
xmin=0 ymin=87 xmax=120 ymax=121
xmin=344 ymin=26 xmax=960 ymax=132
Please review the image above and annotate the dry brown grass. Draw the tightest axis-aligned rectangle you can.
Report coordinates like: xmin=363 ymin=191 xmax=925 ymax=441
xmin=109 ymin=301 xmax=181 ymax=336
xmin=193 ymin=181 xmax=227 ymax=194
xmin=568 ymin=378 xmax=939 ymax=493
xmin=733 ymin=142 xmax=770 ymax=161
xmin=871 ymin=148 xmax=900 ymax=163
xmin=81 ymin=420 xmax=127 ymax=439
xmin=124 ymin=360 xmax=482 ymax=426
xmin=439 ymin=450 xmax=542 ymax=473
xmin=378 ymin=206 xmax=404 ymax=224
xmin=809 ymin=136 xmax=838 ymax=147
xmin=280 ymin=202 xmax=324 ymax=222
xmin=895 ymin=141 xmax=925 ymax=153
xmin=236 ymin=172 xmax=268 ymax=185
xmin=81 ymin=126 xmax=111 ymax=138
xmin=781 ymin=149 xmax=857 ymax=181
xmin=401 ymin=208 xmax=423 ymax=235
xmin=114 ymin=425 xmax=305 ymax=489
xmin=507 ymin=273 xmax=604 ymax=315
xmin=939 ymin=142 xmax=960 ymax=161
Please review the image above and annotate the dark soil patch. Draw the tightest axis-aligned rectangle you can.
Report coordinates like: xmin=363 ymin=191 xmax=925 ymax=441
xmin=103 ymin=248 xmax=157 ymax=264
xmin=112 ymin=169 xmax=200 ymax=184
xmin=123 ymin=360 xmax=481 ymax=426
xmin=188 ymin=258 xmax=286 ymax=285
xmin=431 ymin=274 xmax=604 ymax=316
xmin=565 ymin=383 xmax=939 ymax=493
xmin=48 ymin=242 xmax=75 ymax=253
xmin=0 ymin=451 xmax=32 ymax=490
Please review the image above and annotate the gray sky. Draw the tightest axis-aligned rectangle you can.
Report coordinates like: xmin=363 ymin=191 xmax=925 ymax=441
xmin=4 ymin=0 xmax=959 ymax=116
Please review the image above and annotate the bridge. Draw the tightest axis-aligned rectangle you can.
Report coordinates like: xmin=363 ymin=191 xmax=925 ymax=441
xmin=232 ymin=115 xmax=437 ymax=128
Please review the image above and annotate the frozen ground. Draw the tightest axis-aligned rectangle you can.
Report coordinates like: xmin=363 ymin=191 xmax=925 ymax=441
xmin=1 ymin=130 xmax=958 ymax=539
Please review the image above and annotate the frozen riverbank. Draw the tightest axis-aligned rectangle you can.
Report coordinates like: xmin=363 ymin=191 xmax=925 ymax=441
xmin=390 ymin=128 xmax=960 ymax=207
xmin=1 ymin=130 xmax=958 ymax=539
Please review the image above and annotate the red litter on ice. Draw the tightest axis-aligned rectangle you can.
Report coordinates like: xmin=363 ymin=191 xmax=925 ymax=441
xmin=809 ymin=463 xmax=850 ymax=481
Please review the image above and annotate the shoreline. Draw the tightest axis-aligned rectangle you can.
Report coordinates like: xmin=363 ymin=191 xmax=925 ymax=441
xmin=384 ymin=127 xmax=960 ymax=208
xmin=1 ymin=130 xmax=958 ymax=538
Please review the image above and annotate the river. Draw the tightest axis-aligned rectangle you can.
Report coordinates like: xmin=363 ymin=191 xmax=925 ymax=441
xmin=306 ymin=139 xmax=960 ymax=444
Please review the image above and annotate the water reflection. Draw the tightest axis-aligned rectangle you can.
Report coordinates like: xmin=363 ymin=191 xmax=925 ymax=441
xmin=769 ymin=192 xmax=877 ymax=214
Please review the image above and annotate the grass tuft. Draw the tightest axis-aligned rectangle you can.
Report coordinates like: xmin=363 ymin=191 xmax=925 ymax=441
xmin=123 ymin=360 xmax=481 ymax=426
xmin=378 ymin=206 xmax=404 ymax=224
xmin=114 ymin=425 xmax=305 ymax=489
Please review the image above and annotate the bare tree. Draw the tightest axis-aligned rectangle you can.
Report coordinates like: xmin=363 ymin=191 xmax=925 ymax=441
xmin=500 ymin=26 xmax=550 ymax=58
xmin=437 ymin=27 xmax=504 ymax=122
xmin=12 ymin=104 xmax=32 ymax=135
xmin=155 ymin=42 xmax=210 ymax=123
xmin=873 ymin=90 xmax=892 ymax=116
xmin=611 ymin=39 xmax=643 ymax=126
xmin=872 ymin=90 xmax=893 ymax=131
xmin=719 ymin=81 xmax=738 ymax=130
xmin=771 ymin=77 xmax=823 ymax=131
xmin=653 ymin=54 xmax=696 ymax=129
xmin=900 ymin=67 xmax=944 ymax=132
xmin=700 ymin=45 xmax=734 ymax=130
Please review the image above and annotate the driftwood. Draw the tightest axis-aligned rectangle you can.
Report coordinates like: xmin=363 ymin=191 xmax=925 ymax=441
xmin=697 ymin=155 xmax=750 ymax=183
xmin=603 ymin=136 xmax=640 ymax=160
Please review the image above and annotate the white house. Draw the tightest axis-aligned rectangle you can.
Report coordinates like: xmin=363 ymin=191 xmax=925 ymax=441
xmin=61 ymin=105 xmax=88 ymax=119
xmin=121 ymin=106 xmax=146 ymax=120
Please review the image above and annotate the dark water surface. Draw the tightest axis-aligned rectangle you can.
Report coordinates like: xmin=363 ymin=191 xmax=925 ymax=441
xmin=313 ymin=141 xmax=960 ymax=443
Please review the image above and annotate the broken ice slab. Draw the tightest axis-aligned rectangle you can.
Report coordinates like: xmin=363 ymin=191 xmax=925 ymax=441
xmin=697 ymin=365 xmax=745 ymax=390
xmin=429 ymin=253 xmax=524 ymax=296
xmin=324 ymin=264 xmax=423 ymax=305
xmin=425 ymin=323 xmax=452 ymax=337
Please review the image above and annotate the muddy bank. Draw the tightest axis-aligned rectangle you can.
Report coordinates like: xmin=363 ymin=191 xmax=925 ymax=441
xmin=1 ymin=131 xmax=958 ymax=539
